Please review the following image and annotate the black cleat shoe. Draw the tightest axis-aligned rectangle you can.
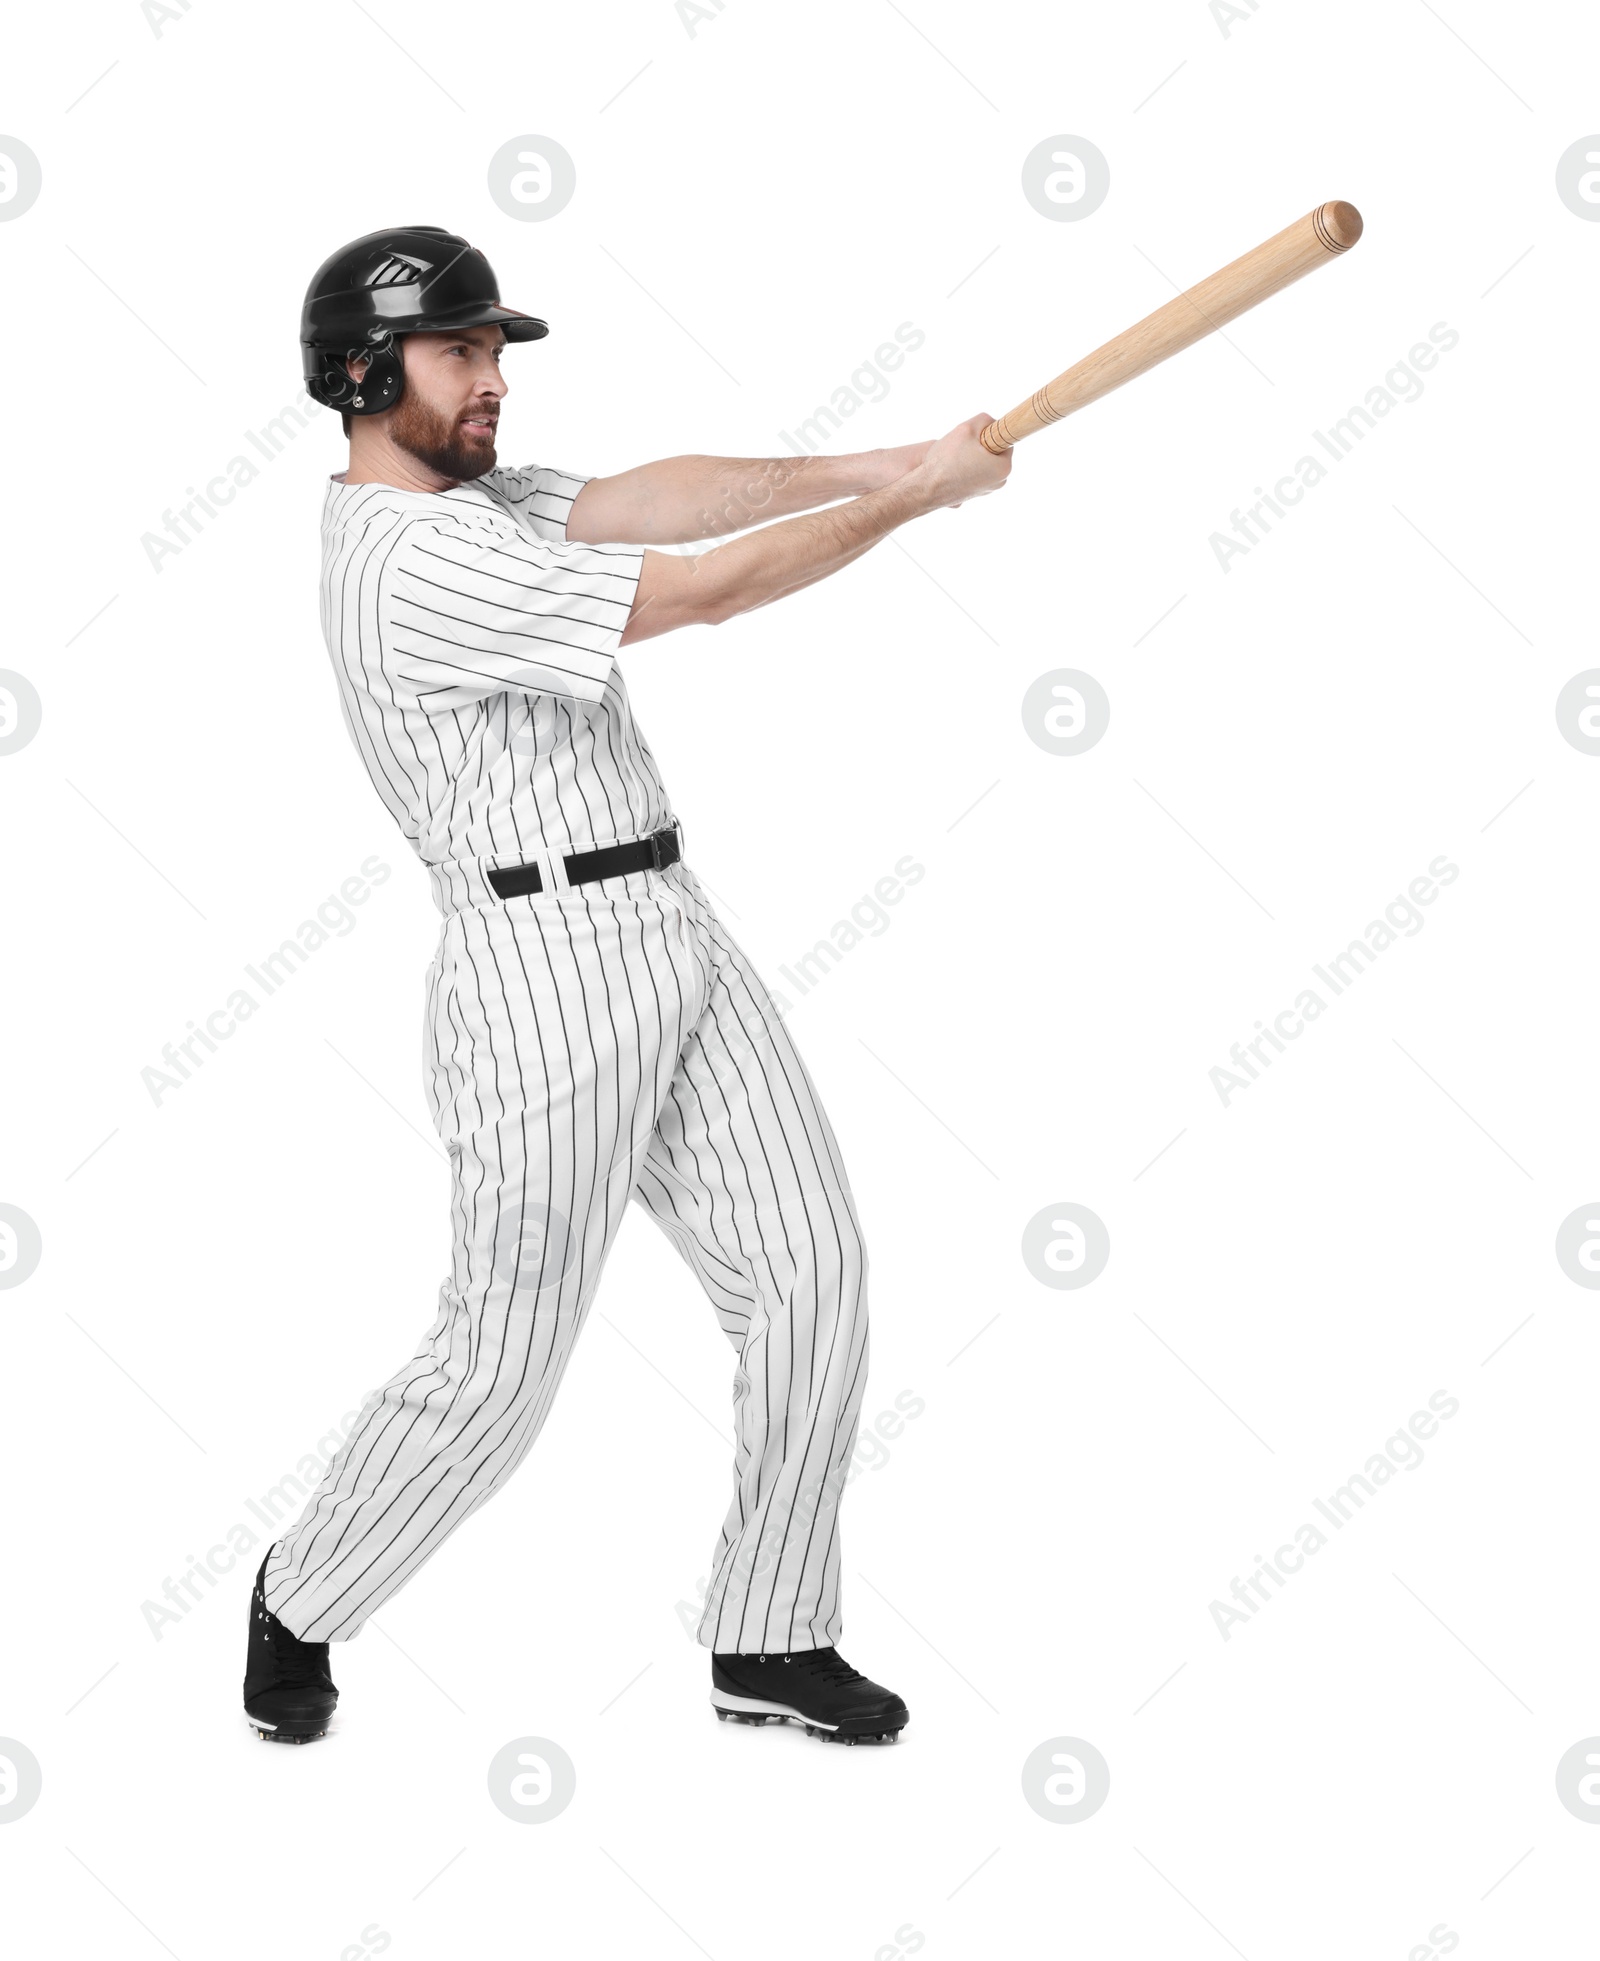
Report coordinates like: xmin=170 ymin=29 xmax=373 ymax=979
xmin=242 ymin=1553 xmax=337 ymax=1744
xmin=710 ymin=1647 xmax=908 ymax=1744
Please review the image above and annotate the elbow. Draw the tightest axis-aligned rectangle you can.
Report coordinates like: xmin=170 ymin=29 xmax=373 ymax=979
xmin=628 ymin=548 xmax=749 ymax=639
xmin=623 ymin=581 xmax=741 ymax=645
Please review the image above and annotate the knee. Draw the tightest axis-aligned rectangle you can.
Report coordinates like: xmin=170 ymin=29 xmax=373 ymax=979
xmin=811 ymin=1205 xmax=868 ymax=1339
xmin=788 ymin=1196 xmax=866 ymax=1314
xmin=836 ymin=1202 xmax=869 ymax=1302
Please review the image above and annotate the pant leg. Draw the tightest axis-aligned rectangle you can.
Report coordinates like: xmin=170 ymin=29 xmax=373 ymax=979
xmin=631 ymin=865 xmax=871 ymax=1655
xmin=264 ymin=877 xmax=703 ymax=1642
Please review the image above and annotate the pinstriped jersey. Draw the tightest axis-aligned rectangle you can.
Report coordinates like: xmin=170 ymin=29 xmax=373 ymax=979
xmin=318 ymin=464 xmax=674 ymax=874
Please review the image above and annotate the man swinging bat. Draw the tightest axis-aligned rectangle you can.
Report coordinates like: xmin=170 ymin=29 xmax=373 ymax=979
xmin=241 ymin=223 xmax=1011 ymax=1748
xmin=245 ymin=203 xmax=1360 ymax=1748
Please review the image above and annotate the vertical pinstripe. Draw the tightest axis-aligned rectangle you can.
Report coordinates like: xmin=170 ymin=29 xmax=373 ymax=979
xmin=264 ymin=863 xmax=869 ymax=1650
xmin=265 ymin=465 xmax=871 ymax=1650
xmin=317 ymin=464 xmax=673 ymax=908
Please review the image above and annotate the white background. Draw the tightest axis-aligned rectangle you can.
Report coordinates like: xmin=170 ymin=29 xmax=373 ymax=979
xmin=1 ymin=0 xmax=1595 ymax=1954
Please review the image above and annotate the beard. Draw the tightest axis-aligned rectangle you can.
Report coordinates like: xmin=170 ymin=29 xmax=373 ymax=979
xmin=388 ymin=390 xmax=498 ymax=481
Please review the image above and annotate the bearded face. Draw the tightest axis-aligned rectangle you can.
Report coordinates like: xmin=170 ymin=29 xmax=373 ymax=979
xmin=350 ymin=327 xmax=507 ymax=482
xmin=386 ymin=367 xmax=500 ymax=480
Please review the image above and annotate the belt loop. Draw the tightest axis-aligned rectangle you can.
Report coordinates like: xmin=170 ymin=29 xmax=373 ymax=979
xmin=484 ymin=846 xmax=568 ymax=900
xmin=543 ymin=844 xmax=572 ymax=892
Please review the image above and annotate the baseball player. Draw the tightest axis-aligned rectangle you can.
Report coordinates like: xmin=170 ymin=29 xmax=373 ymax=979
xmin=242 ymin=225 xmax=1010 ymax=1747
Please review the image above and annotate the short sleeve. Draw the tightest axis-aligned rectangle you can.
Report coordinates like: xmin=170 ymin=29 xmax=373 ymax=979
xmin=476 ymin=464 xmax=591 ymax=543
xmin=382 ymin=514 xmax=643 ymax=710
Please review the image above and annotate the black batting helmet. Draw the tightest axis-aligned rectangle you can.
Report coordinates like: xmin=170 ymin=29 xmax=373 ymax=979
xmin=300 ymin=225 xmax=549 ymax=417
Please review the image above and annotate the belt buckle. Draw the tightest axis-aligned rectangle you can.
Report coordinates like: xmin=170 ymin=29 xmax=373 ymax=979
xmin=651 ymin=822 xmax=682 ymax=871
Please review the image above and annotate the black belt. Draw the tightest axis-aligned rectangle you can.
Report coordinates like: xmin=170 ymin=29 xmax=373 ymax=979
xmin=486 ymin=823 xmax=682 ymax=901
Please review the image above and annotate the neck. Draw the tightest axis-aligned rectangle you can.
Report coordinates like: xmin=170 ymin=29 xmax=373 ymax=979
xmin=339 ymin=433 xmax=461 ymax=493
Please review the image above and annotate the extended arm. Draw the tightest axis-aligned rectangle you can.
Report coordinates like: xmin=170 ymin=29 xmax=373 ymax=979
xmin=618 ymin=417 xmax=1009 ymax=646
xmin=567 ymin=445 xmax=934 ymax=548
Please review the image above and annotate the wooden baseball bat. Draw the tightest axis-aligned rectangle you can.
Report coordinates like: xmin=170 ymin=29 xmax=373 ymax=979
xmin=977 ymin=201 xmax=1363 ymax=454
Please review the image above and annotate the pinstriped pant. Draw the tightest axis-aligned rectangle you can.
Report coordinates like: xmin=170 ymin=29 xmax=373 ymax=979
xmin=263 ymin=857 xmax=870 ymax=1652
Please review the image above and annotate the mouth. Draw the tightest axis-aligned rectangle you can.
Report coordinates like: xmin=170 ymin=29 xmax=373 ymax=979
xmin=460 ymin=414 xmax=498 ymax=436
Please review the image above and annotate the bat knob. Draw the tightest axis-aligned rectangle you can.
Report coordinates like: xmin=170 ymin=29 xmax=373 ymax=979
xmin=1313 ymin=201 xmax=1363 ymax=253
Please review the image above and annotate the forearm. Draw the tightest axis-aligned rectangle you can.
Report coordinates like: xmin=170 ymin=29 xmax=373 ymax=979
xmin=708 ymin=478 xmax=923 ymax=613
xmin=618 ymin=413 xmax=1010 ymax=645
xmin=718 ymin=491 xmax=913 ymax=619
xmin=623 ymin=473 xmax=933 ymax=644
xmin=569 ymin=448 xmax=924 ymax=547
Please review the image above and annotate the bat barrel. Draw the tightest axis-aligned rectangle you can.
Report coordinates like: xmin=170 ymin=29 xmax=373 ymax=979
xmin=978 ymin=201 xmax=1363 ymax=454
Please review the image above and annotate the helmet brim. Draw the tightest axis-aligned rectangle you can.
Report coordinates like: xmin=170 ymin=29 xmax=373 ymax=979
xmin=400 ymin=303 xmax=548 ymax=342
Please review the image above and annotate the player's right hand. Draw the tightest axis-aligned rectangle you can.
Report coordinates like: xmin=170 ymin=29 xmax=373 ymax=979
xmin=913 ymin=414 xmax=1013 ymax=510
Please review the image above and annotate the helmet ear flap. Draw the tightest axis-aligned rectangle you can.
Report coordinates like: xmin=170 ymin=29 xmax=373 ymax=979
xmin=303 ymin=333 xmax=405 ymax=416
